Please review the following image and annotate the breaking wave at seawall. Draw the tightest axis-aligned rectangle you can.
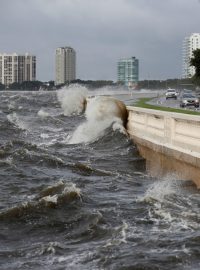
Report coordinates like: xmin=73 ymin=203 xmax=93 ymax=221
xmin=57 ymin=84 xmax=88 ymax=116
xmin=68 ymin=96 xmax=128 ymax=144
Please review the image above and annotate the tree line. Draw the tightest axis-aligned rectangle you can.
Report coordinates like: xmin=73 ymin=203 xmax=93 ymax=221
xmin=0 ymin=80 xmax=55 ymax=91
xmin=0 ymin=78 xmax=196 ymax=91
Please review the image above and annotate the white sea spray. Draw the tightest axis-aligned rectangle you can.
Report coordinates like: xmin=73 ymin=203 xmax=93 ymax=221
xmin=57 ymin=84 xmax=88 ymax=116
xmin=68 ymin=96 xmax=127 ymax=144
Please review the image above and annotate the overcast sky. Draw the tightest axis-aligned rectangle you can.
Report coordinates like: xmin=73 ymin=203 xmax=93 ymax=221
xmin=1 ymin=0 xmax=200 ymax=81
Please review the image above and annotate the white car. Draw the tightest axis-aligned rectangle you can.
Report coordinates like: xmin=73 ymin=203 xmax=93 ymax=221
xmin=165 ymin=89 xmax=178 ymax=100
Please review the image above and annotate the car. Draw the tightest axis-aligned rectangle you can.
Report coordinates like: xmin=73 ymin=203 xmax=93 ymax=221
xmin=180 ymin=93 xmax=199 ymax=108
xmin=165 ymin=89 xmax=178 ymax=100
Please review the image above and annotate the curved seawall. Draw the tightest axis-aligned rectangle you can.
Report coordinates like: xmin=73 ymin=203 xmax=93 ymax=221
xmin=126 ymin=106 xmax=200 ymax=188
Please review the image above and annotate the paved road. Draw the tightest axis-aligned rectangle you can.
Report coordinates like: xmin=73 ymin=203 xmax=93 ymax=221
xmin=113 ymin=91 xmax=160 ymax=106
xmin=148 ymin=93 xmax=200 ymax=112
xmin=109 ymin=90 xmax=200 ymax=112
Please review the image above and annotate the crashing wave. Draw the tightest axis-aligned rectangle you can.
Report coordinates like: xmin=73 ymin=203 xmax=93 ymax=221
xmin=57 ymin=84 xmax=88 ymax=116
xmin=68 ymin=96 xmax=128 ymax=144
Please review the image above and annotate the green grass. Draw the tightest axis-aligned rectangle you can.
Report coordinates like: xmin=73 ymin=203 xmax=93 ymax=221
xmin=133 ymin=97 xmax=200 ymax=116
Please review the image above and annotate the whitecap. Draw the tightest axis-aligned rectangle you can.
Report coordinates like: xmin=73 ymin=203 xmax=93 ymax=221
xmin=7 ymin=112 xmax=28 ymax=130
xmin=40 ymin=133 xmax=49 ymax=139
xmin=37 ymin=109 xmax=49 ymax=119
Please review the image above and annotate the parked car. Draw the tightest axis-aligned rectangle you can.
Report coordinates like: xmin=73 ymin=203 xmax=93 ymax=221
xmin=180 ymin=93 xmax=199 ymax=108
xmin=165 ymin=89 xmax=178 ymax=99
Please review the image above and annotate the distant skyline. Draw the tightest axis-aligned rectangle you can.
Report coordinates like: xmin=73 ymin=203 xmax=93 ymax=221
xmin=1 ymin=0 xmax=200 ymax=82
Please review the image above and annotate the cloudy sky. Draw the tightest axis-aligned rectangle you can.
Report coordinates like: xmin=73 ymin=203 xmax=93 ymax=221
xmin=1 ymin=0 xmax=200 ymax=82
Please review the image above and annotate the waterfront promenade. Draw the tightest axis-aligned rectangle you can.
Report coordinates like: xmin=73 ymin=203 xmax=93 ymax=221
xmin=127 ymin=106 xmax=200 ymax=188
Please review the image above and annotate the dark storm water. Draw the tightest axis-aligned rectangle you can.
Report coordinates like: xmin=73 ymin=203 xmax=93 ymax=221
xmin=0 ymin=88 xmax=200 ymax=270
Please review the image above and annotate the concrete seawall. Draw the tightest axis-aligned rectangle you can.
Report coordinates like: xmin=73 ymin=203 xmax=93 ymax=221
xmin=126 ymin=106 xmax=200 ymax=188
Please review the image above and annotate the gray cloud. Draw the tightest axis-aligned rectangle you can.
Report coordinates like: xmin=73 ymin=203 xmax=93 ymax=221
xmin=0 ymin=0 xmax=200 ymax=81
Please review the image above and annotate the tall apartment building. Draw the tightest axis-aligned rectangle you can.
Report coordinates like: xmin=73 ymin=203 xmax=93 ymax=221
xmin=0 ymin=53 xmax=36 ymax=86
xmin=182 ymin=33 xmax=200 ymax=78
xmin=117 ymin=56 xmax=139 ymax=88
xmin=55 ymin=47 xmax=76 ymax=85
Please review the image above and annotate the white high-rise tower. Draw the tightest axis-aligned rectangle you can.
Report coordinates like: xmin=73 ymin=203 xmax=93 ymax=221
xmin=0 ymin=53 xmax=36 ymax=86
xmin=182 ymin=33 xmax=200 ymax=78
xmin=55 ymin=47 xmax=76 ymax=85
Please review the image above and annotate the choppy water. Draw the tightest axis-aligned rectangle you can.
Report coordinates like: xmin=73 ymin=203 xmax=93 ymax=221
xmin=0 ymin=85 xmax=200 ymax=270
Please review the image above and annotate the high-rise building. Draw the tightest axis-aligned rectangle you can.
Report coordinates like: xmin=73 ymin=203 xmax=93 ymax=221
xmin=55 ymin=47 xmax=76 ymax=85
xmin=182 ymin=33 xmax=200 ymax=78
xmin=0 ymin=53 xmax=36 ymax=86
xmin=117 ymin=56 xmax=139 ymax=88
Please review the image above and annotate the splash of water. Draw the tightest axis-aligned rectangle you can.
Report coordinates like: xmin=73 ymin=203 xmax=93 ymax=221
xmin=57 ymin=84 xmax=88 ymax=116
xmin=68 ymin=96 xmax=127 ymax=144
xmin=140 ymin=176 xmax=179 ymax=203
xmin=7 ymin=112 xmax=27 ymax=130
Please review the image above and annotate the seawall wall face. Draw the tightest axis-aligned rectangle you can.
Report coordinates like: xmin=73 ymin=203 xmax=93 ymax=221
xmin=126 ymin=106 xmax=200 ymax=188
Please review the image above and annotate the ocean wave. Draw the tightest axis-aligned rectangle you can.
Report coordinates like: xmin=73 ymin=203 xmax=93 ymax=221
xmin=69 ymin=162 xmax=113 ymax=176
xmin=0 ymin=181 xmax=82 ymax=220
xmin=9 ymin=143 xmax=66 ymax=167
